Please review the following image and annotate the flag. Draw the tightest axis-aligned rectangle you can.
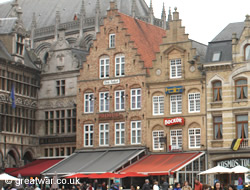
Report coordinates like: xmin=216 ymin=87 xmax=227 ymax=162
xmin=10 ymin=85 xmax=16 ymax=108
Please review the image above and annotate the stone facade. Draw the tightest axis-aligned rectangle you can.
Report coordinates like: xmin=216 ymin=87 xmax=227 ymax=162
xmin=204 ymin=15 xmax=250 ymax=184
xmin=146 ymin=10 xmax=207 ymax=153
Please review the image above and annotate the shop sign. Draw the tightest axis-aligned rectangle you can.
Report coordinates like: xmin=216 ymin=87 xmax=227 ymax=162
xmin=103 ymin=79 xmax=120 ymax=85
xmin=164 ymin=117 xmax=185 ymax=126
xmin=217 ymin=158 xmax=250 ymax=168
xmin=99 ymin=113 xmax=123 ymax=121
xmin=165 ymin=86 xmax=184 ymax=94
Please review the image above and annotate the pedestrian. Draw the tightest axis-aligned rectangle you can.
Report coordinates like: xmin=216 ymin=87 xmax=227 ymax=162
xmin=174 ymin=183 xmax=181 ymax=190
xmin=142 ymin=179 xmax=150 ymax=190
xmin=202 ymin=184 xmax=211 ymax=190
xmin=161 ymin=179 xmax=169 ymax=190
xmin=227 ymin=185 xmax=235 ymax=190
xmin=182 ymin=181 xmax=192 ymax=190
xmin=101 ymin=182 xmax=107 ymax=190
xmin=153 ymin=181 xmax=159 ymax=190
xmin=93 ymin=180 xmax=98 ymax=190
xmin=194 ymin=179 xmax=203 ymax=190
xmin=214 ymin=182 xmax=222 ymax=190
xmin=87 ymin=184 xmax=94 ymax=190
xmin=131 ymin=185 xmax=136 ymax=190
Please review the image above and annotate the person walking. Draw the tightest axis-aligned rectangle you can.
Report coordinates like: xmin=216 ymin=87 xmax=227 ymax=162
xmin=174 ymin=183 xmax=181 ymax=190
xmin=153 ymin=181 xmax=159 ymax=190
xmin=142 ymin=179 xmax=150 ymax=190
xmin=194 ymin=179 xmax=203 ymax=190
xmin=182 ymin=181 xmax=192 ymax=190
xmin=161 ymin=179 xmax=169 ymax=190
xmin=214 ymin=182 xmax=222 ymax=190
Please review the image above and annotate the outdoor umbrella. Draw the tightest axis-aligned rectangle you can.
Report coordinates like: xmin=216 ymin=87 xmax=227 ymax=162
xmin=230 ymin=165 xmax=249 ymax=173
xmin=0 ymin=173 xmax=19 ymax=181
xmin=198 ymin=165 xmax=232 ymax=175
xmin=65 ymin=173 xmax=90 ymax=179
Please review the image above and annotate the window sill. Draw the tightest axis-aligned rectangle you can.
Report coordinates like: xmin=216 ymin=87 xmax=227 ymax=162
xmin=210 ymin=101 xmax=223 ymax=105
xmin=233 ymin=99 xmax=248 ymax=103
xmin=170 ymin=112 xmax=182 ymax=115
xmin=211 ymin=139 xmax=224 ymax=143
xmin=131 ymin=108 xmax=142 ymax=111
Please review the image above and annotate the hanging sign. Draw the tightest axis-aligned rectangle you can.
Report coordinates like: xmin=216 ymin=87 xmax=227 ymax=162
xmin=165 ymin=86 xmax=184 ymax=94
xmin=164 ymin=117 xmax=185 ymax=126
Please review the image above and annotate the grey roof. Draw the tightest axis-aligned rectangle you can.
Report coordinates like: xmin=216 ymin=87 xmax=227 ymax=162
xmin=0 ymin=17 xmax=17 ymax=34
xmin=205 ymin=22 xmax=245 ymax=63
xmin=0 ymin=0 xmax=150 ymax=29
xmin=212 ymin=22 xmax=244 ymax=42
xmin=0 ymin=40 xmax=13 ymax=61
xmin=24 ymin=48 xmax=40 ymax=70
xmin=42 ymin=148 xmax=145 ymax=175
xmin=191 ymin=41 xmax=207 ymax=63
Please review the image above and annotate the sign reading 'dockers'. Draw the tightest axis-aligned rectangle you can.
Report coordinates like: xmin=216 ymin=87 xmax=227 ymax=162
xmin=164 ymin=117 xmax=185 ymax=126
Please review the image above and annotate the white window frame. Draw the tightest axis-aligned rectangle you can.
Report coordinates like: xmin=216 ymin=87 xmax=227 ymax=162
xmin=84 ymin=124 xmax=93 ymax=147
xmin=152 ymin=130 xmax=164 ymax=150
xmin=115 ymin=90 xmax=125 ymax=111
xmin=84 ymin=93 xmax=94 ymax=113
xmin=99 ymin=92 xmax=109 ymax=112
xmin=115 ymin=122 xmax=125 ymax=145
xmin=131 ymin=88 xmax=141 ymax=110
xmin=99 ymin=123 xmax=109 ymax=146
xmin=170 ymin=94 xmax=182 ymax=114
xmin=189 ymin=128 xmax=201 ymax=148
xmin=170 ymin=59 xmax=182 ymax=79
xmin=131 ymin=121 xmax=141 ymax=145
xmin=188 ymin=93 xmax=201 ymax=113
xmin=109 ymin=34 xmax=115 ymax=48
xmin=170 ymin=129 xmax=182 ymax=150
xmin=152 ymin=96 xmax=164 ymax=115
xmin=99 ymin=56 xmax=110 ymax=79
xmin=115 ymin=54 xmax=125 ymax=77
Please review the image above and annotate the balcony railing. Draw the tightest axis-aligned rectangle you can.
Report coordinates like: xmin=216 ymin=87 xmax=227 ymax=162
xmin=240 ymin=139 xmax=248 ymax=148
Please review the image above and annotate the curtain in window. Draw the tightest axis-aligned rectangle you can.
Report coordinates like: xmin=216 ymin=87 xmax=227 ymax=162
xmin=219 ymin=124 xmax=223 ymax=138
xmin=236 ymin=87 xmax=241 ymax=99
xmin=215 ymin=124 xmax=219 ymax=139
xmin=219 ymin=88 xmax=222 ymax=100
xmin=214 ymin=89 xmax=218 ymax=101
xmin=243 ymin=86 xmax=247 ymax=98
xmin=244 ymin=123 xmax=248 ymax=138
xmin=237 ymin=124 xmax=242 ymax=138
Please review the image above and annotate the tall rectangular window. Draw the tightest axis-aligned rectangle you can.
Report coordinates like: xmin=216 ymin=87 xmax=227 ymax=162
xmin=214 ymin=116 xmax=223 ymax=139
xmin=188 ymin=93 xmax=200 ymax=113
xmin=100 ymin=57 xmax=110 ymax=79
xmin=131 ymin=88 xmax=141 ymax=110
xmin=189 ymin=128 xmax=201 ymax=148
xmin=109 ymin=34 xmax=115 ymax=48
xmin=170 ymin=94 xmax=182 ymax=114
xmin=56 ymin=80 xmax=65 ymax=96
xmin=131 ymin=121 xmax=141 ymax=144
xmin=170 ymin=129 xmax=182 ymax=149
xmin=84 ymin=93 xmax=94 ymax=113
xmin=236 ymin=115 xmax=248 ymax=139
xmin=213 ymin=81 xmax=222 ymax=101
xmin=16 ymin=34 xmax=24 ymax=56
xmin=115 ymin=55 xmax=125 ymax=77
xmin=235 ymin=79 xmax=247 ymax=100
xmin=99 ymin=92 xmax=109 ymax=112
xmin=99 ymin=123 xmax=109 ymax=146
xmin=115 ymin=122 xmax=125 ymax=145
xmin=84 ymin=124 xmax=93 ymax=147
xmin=115 ymin=90 xmax=125 ymax=111
xmin=152 ymin=130 xmax=164 ymax=150
xmin=153 ymin=96 xmax=164 ymax=115
xmin=170 ymin=59 xmax=182 ymax=78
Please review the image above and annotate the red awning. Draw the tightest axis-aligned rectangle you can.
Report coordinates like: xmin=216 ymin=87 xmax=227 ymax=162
xmin=120 ymin=152 xmax=204 ymax=175
xmin=65 ymin=173 xmax=91 ymax=179
xmin=88 ymin=172 xmax=127 ymax=179
xmin=8 ymin=159 xmax=62 ymax=177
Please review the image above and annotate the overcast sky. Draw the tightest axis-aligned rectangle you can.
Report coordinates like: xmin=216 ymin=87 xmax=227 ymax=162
xmin=0 ymin=0 xmax=249 ymax=45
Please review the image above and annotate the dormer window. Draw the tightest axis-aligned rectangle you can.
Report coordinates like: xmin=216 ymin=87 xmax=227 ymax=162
xmin=245 ymin=45 xmax=250 ymax=60
xmin=109 ymin=34 xmax=115 ymax=48
xmin=16 ymin=34 xmax=24 ymax=56
xmin=212 ymin=52 xmax=221 ymax=62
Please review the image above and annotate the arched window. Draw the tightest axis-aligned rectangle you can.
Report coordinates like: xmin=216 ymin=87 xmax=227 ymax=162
xmin=213 ymin=81 xmax=222 ymax=101
xmin=245 ymin=45 xmax=250 ymax=60
xmin=235 ymin=79 xmax=247 ymax=100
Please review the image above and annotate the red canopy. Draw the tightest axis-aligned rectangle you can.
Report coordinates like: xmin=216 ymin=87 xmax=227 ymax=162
xmin=88 ymin=172 xmax=127 ymax=179
xmin=122 ymin=172 xmax=148 ymax=177
xmin=9 ymin=159 xmax=62 ymax=177
xmin=65 ymin=173 xmax=90 ymax=179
